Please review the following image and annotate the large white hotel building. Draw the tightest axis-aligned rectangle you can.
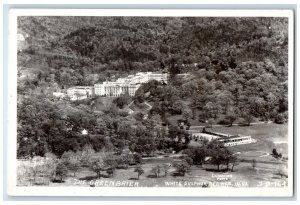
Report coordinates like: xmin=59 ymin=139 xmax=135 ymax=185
xmin=94 ymin=72 xmax=168 ymax=97
xmin=65 ymin=72 xmax=168 ymax=100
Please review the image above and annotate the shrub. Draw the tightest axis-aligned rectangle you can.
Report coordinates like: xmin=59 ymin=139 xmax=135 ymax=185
xmin=184 ymin=157 xmax=194 ymax=166
xmin=150 ymin=165 xmax=162 ymax=178
xmin=134 ymin=166 xmax=144 ymax=180
xmin=44 ymin=152 xmax=58 ymax=160
xmin=119 ymin=111 xmax=129 ymax=117
xmin=133 ymin=153 xmax=142 ymax=164
xmin=104 ymin=155 xmax=117 ymax=177
xmin=251 ymin=159 xmax=257 ymax=169
xmin=272 ymin=148 xmax=279 ymax=156
xmin=274 ymin=113 xmax=285 ymax=124
xmin=90 ymin=156 xmax=105 ymax=179
xmin=55 ymin=163 xmax=68 ymax=183
xmin=173 ymin=160 xmax=190 ymax=176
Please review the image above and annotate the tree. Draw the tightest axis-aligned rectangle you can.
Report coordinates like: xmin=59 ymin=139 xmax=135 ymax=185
xmin=223 ymin=149 xmax=238 ymax=172
xmin=272 ymin=148 xmax=279 ymax=157
xmin=224 ymin=113 xmax=237 ymax=126
xmin=162 ymin=163 xmax=171 ymax=177
xmin=204 ymin=102 xmax=218 ymax=119
xmin=184 ymin=157 xmax=194 ymax=167
xmin=134 ymin=112 xmax=144 ymax=122
xmin=113 ymin=93 xmax=131 ymax=109
xmin=173 ymin=160 xmax=190 ymax=176
xmin=117 ymin=122 xmax=134 ymax=140
xmin=67 ymin=158 xmax=81 ymax=177
xmin=80 ymin=145 xmax=96 ymax=167
xmin=207 ymin=118 xmax=215 ymax=128
xmin=192 ymin=147 xmax=208 ymax=165
xmin=271 ymin=148 xmax=282 ymax=159
xmin=90 ymin=156 xmax=105 ymax=179
xmin=55 ymin=163 xmax=68 ymax=183
xmin=182 ymin=107 xmax=192 ymax=122
xmin=24 ymin=156 xmax=55 ymax=185
xmin=168 ymin=125 xmax=189 ymax=145
xmin=116 ymin=153 xmax=131 ymax=169
xmin=274 ymin=113 xmax=285 ymax=124
xmin=133 ymin=153 xmax=142 ymax=164
xmin=251 ymin=159 xmax=257 ymax=169
xmin=29 ymin=164 xmax=43 ymax=184
xmin=211 ymin=148 xmax=226 ymax=171
xmin=104 ymin=155 xmax=117 ymax=177
xmin=230 ymin=157 xmax=239 ymax=172
xmin=61 ymin=151 xmax=81 ymax=177
xmin=150 ymin=165 xmax=162 ymax=178
xmin=43 ymin=155 xmax=58 ymax=181
xmin=134 ymin=165 xmax=144 ymax=180
xmin=61 ymin=150 xmax=75 ymax=161
xmin=242 ymin=112 xmax=254 ymax=126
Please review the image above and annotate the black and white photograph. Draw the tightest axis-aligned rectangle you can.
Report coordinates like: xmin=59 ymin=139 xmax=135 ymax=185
xmin=7 ymin=9 xmax=294 ymax=197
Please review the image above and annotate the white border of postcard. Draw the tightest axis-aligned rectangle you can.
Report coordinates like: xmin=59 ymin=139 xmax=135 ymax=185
xmin=7 ymin=9 xmax=294 ymax=197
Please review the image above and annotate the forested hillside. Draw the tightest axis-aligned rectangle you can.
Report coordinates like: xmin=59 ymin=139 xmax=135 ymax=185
xmin=17 ymin=16 xmax=289 ymax=158
xmin=18 ymin=17 xmax=288 ymax=85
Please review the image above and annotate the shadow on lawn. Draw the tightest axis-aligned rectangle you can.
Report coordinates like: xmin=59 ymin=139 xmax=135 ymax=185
xmin=79 ymin=174 xmax=111 ymax=181
xmin=146 ymin=174 xmax=167 ymax=178
xmin=204 ymin=168 xmax=230 ymax=172
xmin=172 ymin=172 xmax=185 ymax=177
xmin=128 ymin=177 xmax=138 ymax=180
xmin=146 ymin=174 xmax=159 ymax=178
xmin=238 ymin=123 xmax=252 ymax=127
xmin=272 ymin=173 xmax=288 ymax=179
xmin=51 ymin=179 xmax=66 ymax=183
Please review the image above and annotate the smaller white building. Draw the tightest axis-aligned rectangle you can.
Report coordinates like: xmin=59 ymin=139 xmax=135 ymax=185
xmin=67 ymin=86 xmax=94 ymax=101
xmin=81 ymin=129 xmax=88 ymax=135
xmin=53 ymin=92 xmax=65 ymax=98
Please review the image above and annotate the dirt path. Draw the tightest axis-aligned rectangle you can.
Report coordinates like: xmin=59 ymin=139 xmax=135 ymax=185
xmin=189 ymin=121 xmax=272 ymax=130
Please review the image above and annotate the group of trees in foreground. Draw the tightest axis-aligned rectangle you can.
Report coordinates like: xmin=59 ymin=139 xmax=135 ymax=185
xmin=18 ymin=145 xmax=142 ymax=185
xmin=18 ymin=139 xmax=242 ymax=185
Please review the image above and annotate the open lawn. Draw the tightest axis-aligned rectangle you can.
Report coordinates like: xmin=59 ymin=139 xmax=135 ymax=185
xmin=17 ymin=155 xmax=288 ymax=188
xmin=92 ymin=96 xmax=116 ymax=111
xmin=206 ymin=123 xmax=288 ymax=141
xmin=187 ymin=123 xmax=289 ymax=159
xmin=206 ymin=123 xmax=289 ymax=157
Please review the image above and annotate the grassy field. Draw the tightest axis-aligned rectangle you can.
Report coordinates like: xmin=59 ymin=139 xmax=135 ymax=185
xmin=206 ymin=123 xmax=288 ymax=157
xmin=17 ymin=123 xmax=289 ymax=188
xmin=92 ymin=96 xmax=116 ymax=111
xmin=17 ymin=156 xmax=288 ymax=188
